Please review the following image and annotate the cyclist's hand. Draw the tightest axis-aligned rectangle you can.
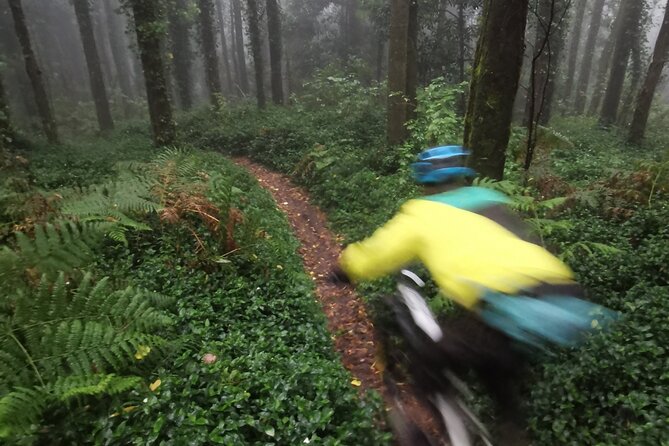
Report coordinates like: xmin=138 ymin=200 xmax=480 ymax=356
xmin=328 ymin=266 xmax=351 ymax=285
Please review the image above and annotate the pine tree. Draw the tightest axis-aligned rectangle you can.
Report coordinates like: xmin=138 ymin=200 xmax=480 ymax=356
xmin=599 ymin=0 xmax=645 ymax=126
xmin=573 ymin=0 xmax=607 ymax=114
xmin=7 ymin=0 xmax=58 ymax=144
xmin=198 ymin=0 xmax=223 ymax=103
xmin=168 ymin=0 xmax=195 ymax=110
xmin=102 ymin=0 xmax=135 ymax=117
xmin=563 ymin=0 xmax=587 ymax=97
xmin=628 ymin=0 xmax=669 ymax=144
xmin=266 ymin=0 xmax=284 ymax=105
xmin=73 ymin=0 xmax=114 ymax=132
xmin=216 ymin=0 xmax=234 ymax=95
xmin=125 ymin=0 xmax=176 ymax=146
xmin=246 ymin=0 xmax=265 ymax=108
xmin=387 ymin=0 xmax=418 ymax=146
xmin=232 ymin=0 xmax=250 ymax=94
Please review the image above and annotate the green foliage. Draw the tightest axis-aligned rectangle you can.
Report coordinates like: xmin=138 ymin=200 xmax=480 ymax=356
xmin=407 ymin=78 xmax=464 ymax=148
xmin=0 ymin=222 xmax=105 ymax=292
xmin=0 ymin=272 xmax=173 ymax=440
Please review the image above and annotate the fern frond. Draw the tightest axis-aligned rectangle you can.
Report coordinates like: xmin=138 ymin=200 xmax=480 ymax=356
xmin=0 ymin=222 xmax=103 ymax=288
xmin=53 ymin=374 xmax=142 ymax=400
xmin=0 ymin=387 xmax=48 ymax=438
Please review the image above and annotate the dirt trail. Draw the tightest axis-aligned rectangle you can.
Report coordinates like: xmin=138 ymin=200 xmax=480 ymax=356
xmin=234 ymin=158 xmax=440 ymax=441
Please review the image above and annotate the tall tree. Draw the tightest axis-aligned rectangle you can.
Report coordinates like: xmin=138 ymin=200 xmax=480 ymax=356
xmin=563 ymin=0 xmax=587 ymax=97
xmin=125 ymin=0 xmax=176 ymax=146
xmin=8 ymin=0 xmax=58 ymax=143
xmin=73 ymin=0 xmax=114 ymax=133
xmin=216 ymin=0 xmax=234 ymax=94
xmin=232 ymin=0 xmax=250 ymax=94
xmin=246 ymin=0 xmax=265 ymax=107
xmin=588 ymin=2 xmax=623 ymax=115
xmin=525 ymin=0 xmax=570 ymax=127
xmin=265 ymin=0 xmax=284 ymax=104
xmin=387 ymin=0 xmax=418 ymax=146
xmin=198 ymin=0 xmax=223 ymax=103
xmin=599 ymin=0 xmax=645 ymax=126
xmin=628 ymin=0 xmax=669 ymax=144
xmin=464 ymin=0 xmax=529 ymax=180
xmin=573 ymin=0 xmax=607 ymax=114
xmin=168 ymin=0 xmax=194 ymax=109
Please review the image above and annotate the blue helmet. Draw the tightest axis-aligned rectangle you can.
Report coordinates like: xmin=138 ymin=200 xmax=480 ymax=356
xmin=411 ymin=145 xmax=476 ymax=184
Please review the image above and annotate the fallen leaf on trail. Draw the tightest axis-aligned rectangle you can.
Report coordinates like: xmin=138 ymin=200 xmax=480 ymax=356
xmin=351 ymin=379 xmax=362 ymax=387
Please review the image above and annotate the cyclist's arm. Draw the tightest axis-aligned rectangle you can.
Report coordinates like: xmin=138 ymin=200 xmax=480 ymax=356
xmin=339 ymin=207 xmax=420 ymax=282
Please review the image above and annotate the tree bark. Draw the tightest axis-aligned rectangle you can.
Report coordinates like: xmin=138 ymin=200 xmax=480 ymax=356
xmin=73 ymin=0 xmax=114 ymax=133
xmin=387 ymin=0 xmax=418 ymax=146
xmin=229 ymin=2 xmax=241 ymax=93
xmin=588 ymin=7 xmax=621 ymax=115
xmin=266 ymin=0 xmax=284 ymax=105
xmin=573 ymin=0 xmax=607 ymax=114
xmin=232 ymin=0 xmax=250 ymax=94
xmin=168 ymin=0 xmax=194 ymax=110
xmin=8 ymin=0 xmax=58 ymax=143
xmin=246 ymin=0 xmax=265 ymax=108
xmin=216 ymin=0 xmax=234 ymax=95
xmin=563 ymin=0 xmax=587 ymax=98
xmin=599 ymin=0 xmax=645 ymax=126
xmin=628 ymin=0 xmax=669 ymax=144
xmin=198 ymin=0 xmax=223 ymax=103
xmin=127 ymin=0 xmax=176 ymax=146
xmin=464 ymin=0 xmax=529 ymax=180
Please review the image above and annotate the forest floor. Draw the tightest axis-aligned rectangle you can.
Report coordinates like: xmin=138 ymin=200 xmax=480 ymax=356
xmin=233 ymin=157 xmax=441 ymax=440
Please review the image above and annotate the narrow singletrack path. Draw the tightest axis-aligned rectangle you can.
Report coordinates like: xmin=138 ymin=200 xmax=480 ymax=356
xmin=234 ymin=158 xmax=440 ymax=440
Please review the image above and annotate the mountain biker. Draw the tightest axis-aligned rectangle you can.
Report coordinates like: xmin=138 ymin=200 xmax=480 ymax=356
xmin=331 ymin=145 xmax=586 ymax=445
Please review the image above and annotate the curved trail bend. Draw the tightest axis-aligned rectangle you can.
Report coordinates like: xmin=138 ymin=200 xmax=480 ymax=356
xmin=234 ymin=158 xmax=439 ymax=441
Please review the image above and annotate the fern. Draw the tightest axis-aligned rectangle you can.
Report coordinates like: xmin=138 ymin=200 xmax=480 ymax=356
xmin=0 ymin=273 xmax=174 ymax=439
xmin=0 ymin=374 xmax=142 ymax=438
xmin=59 ymin=173 xmax=158 ymax=246
xmin=0 ymin=221 xmax=104 ymax=292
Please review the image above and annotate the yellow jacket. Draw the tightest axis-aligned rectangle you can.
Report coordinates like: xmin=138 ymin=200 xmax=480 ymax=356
xmin=339 ymin=187 xmax=574 ymax=309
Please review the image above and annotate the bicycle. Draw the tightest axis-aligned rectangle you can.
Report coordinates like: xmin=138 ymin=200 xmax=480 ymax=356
xmin=381 ymin=269 xmax=494 ymax=446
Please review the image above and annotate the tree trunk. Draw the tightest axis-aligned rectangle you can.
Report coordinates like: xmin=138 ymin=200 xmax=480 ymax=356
xmin=525 ymin=0 xmax=566 ymax=126
xmin=73 ymin=0 xmax=114 ymax=133
xmin=228 ymin=2 xmax=240 ymax=93
xmin=198 ymin=0 xmax=223 ymax=103
xmin=8 ymin=0 xmax=58 ymax=143
xmin=588 ymin=14 xmax=619 ymax=115
xmin=563 ymin=0 xmax=587 ymax=98
xmin=168 ymin=0 xmax=194 ymax=110
xmin=573 ymin=0 xmax=606 ymax=114
xmin=102 ymin=0 xmax=135 ymax=117
xmin=246 ymin=0 xmax=265 ymax=108
xmin=617 ymin=38 xmax=642 ymax=126
xmin=599 ymin=0 xmax=645 ymax=127
xmin=216 ymin=0 xmax=234 ymax=95
xmin=127 ymin=0 xmax=176 ymax=146
xmin=628 ymin=0 xmax=669 ymax=144
xmin=464 ymin=0 xmax=529 ymax=180
xmin=387 ymin=0 xmax=418 ymax=146
xmin=266 ymin=0 xmax=284 ymax=105
xmin=232 ymin=0 xmax=250 ymax=94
